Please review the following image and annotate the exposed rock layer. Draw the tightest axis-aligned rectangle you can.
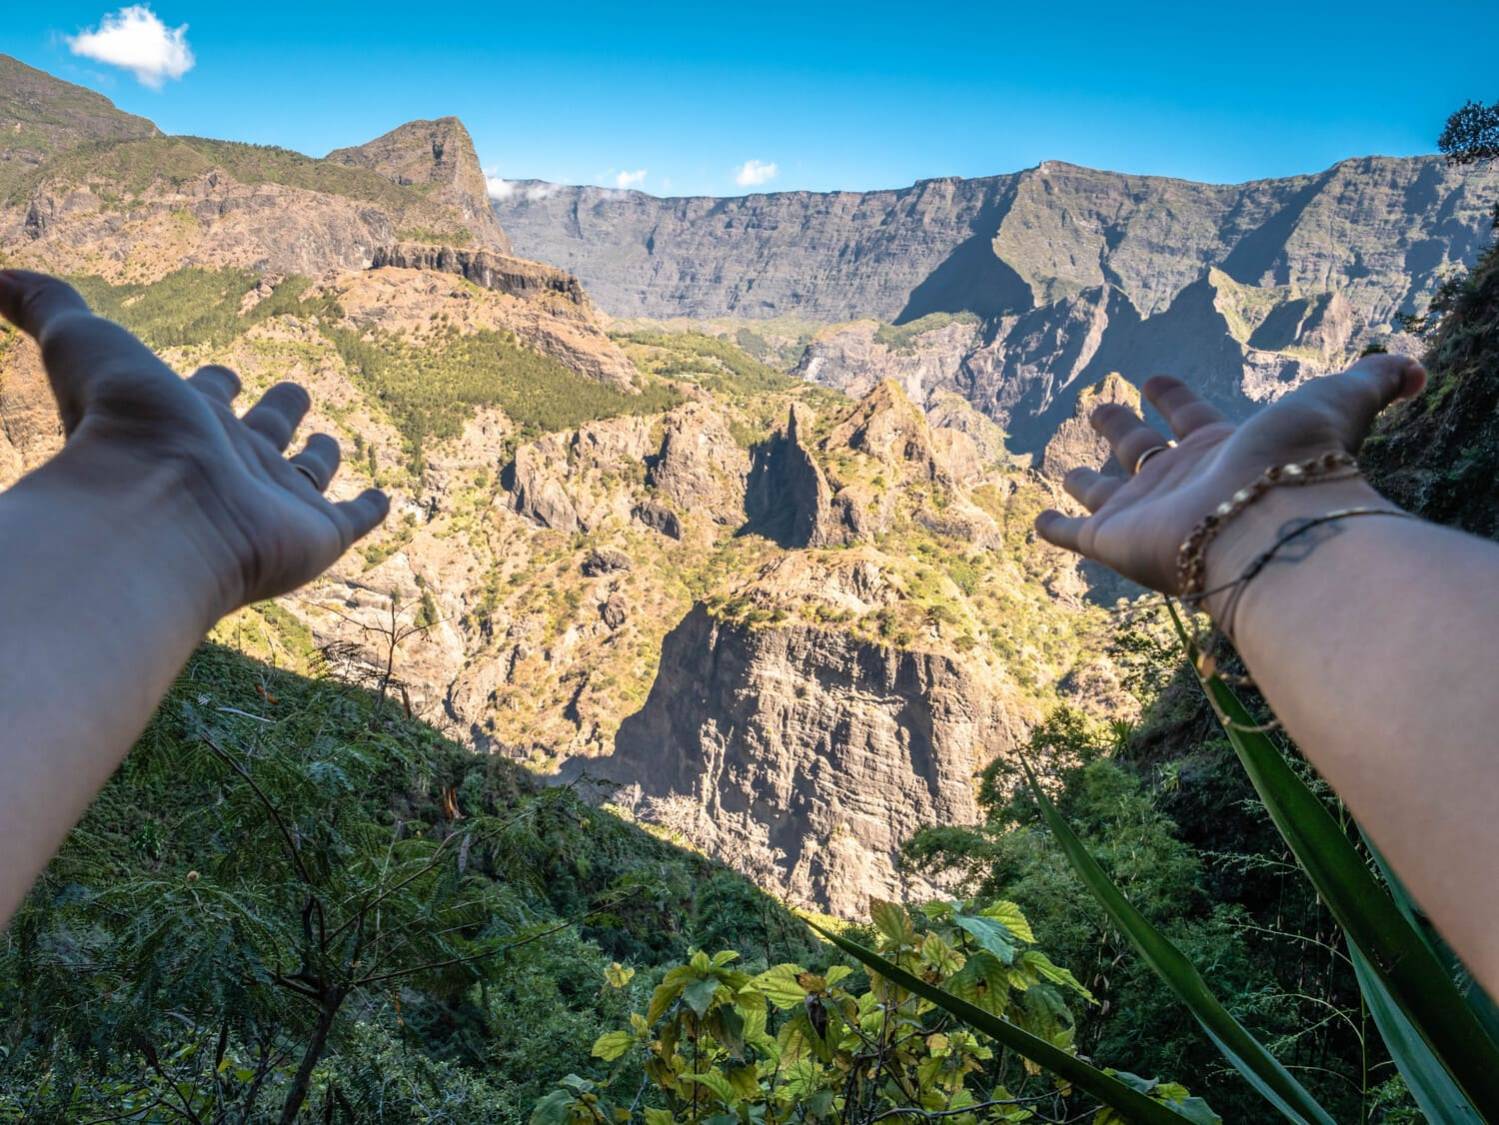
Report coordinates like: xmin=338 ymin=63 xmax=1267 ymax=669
xmin=592 ymin=604 xmax=1026 ymax=915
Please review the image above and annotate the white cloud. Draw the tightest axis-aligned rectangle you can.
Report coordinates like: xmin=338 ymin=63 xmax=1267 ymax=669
xmin=484 ymin=169 xmax=560 ymax=202
xmin=67 ymin=5 xmax=194 ymax=89
xmin=734 ymin=159 xmax=778 ymax=188
xmin=614 ymin=169 xmax=647 ymax=190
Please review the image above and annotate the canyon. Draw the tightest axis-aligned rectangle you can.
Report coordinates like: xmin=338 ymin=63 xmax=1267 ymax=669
xmin=3 ymin=52 xmax=1496 ymax=916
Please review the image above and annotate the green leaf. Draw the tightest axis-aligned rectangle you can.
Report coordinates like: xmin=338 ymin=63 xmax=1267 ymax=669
xmin=808 ymin=921 xmax=1199 ymax=1125
xmin=1021 ymin=950 xmax=1095 ymax=1003
xmin=683 ymin=977 xmax=720 ymax=1017
xmin=1020 ymin=747 xmax=1328 ymax=1123
xmin=681 ymin=1069 xmax=737 ymax=1105
xmin=981 ymin=899 xmax=1036 ymax=943
xmin=528 ymin=1089 xmax=573 ymax=1125
xmin=870 ymin=898 xmax=914 ymax=945
xmin=747 ymin=963 xmax=808 ymax=1009
xmin=953 ymin=913 xmax=1017 ymax=964
xmin=1350 ymin=942 xmax=1484 ymax=1123
xmin=1169 ymin=604 xmax=1499 ymax=1117
xmin=591 ymin=1029 xmax=635 ymax=1062
xmin=643 ymin=1109 xmax=673 ymax=1125
xmin=824 ymin=964 xmax=854 ymax=988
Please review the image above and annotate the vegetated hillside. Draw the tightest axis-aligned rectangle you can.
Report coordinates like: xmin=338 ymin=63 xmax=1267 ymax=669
xmin=0 ymin=54 xmax=157 ymax=196
xmin=496 ymin=159 xmax=1499 ymax=451
xmin=0 ymin=641 xmax=820 ymax=1121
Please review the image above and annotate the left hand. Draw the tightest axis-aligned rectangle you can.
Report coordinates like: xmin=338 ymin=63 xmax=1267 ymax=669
xmin=0 ymin=269 xmax=389 ymax=620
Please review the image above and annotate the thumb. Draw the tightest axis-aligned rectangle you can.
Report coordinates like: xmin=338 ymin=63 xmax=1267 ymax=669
xmin=1306 ymin=353 xmax=1427 ymax=452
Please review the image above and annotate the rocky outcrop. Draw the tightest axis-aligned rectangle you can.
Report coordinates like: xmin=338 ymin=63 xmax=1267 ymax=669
xmin=327 ymin=116 xmax=511 ymax=252
xmin=1040 ymin=373 xmax=1142 ymax=480
xmin=743 ymin=404 xmax=840 ymax=547
xmin=590 ymin=604 xmax=1027 ymax=915
xmin=371 ymin=244 xmax=584 ymax=304
xmin=795 ymin=316 xmax=982 ymax=406
xmin=646 ymin=401 xmax=750 ymax=524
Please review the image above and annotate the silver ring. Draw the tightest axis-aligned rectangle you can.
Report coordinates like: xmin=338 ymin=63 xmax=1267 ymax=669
xmin=1133 ymin=442 xmax=1175 ymax=475
xmin=289 ymin=461 xmax=322 ymax=489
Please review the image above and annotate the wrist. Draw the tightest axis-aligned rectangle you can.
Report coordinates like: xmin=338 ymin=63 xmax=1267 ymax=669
xmin=1197 ymin=476 xmax=1395 ymax=624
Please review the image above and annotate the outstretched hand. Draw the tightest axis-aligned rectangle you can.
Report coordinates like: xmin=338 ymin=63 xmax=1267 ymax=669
xmin=0 ymin=269 xmax=388 ymax=621
xmin=1034 ymin=354 xmax=1427 ymax=593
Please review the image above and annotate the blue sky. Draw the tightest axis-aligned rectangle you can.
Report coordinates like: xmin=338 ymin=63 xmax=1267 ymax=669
xmin=4 ymin=1 xmax=1497 ymax=197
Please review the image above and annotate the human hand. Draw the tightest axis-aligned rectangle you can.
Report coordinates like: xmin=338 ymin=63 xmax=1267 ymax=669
xmin=1034 ymin=354 xmax=1426 ymax=594
xmin=0 ymin=269 xmax=388 ymax=623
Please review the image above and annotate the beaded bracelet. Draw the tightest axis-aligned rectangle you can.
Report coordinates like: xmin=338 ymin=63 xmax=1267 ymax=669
xmin=1176 ymin=450 xmax=1361 ymax=605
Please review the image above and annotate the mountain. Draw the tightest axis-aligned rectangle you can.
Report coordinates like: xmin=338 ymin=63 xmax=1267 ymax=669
xmin=0 ymin=55 xmax=157 ymax=196
xmin=494 ymin=159 xmax=1499 ymax=449
xmin=327 ymin=116 xmax=512 ymax=252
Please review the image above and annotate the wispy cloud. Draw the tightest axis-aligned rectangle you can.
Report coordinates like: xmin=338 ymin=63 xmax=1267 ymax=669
xmin=67 ymin=5 xmax=194 ymax=89
xmin=734 ymin=159 xmax=778 ymax=188
xmin=614 ymin=169 xmax=647 ymax=190
xmin=485 ymin=169 xmax=559 ymax=202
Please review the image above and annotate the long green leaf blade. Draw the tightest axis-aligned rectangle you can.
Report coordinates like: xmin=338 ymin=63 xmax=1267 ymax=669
xmin=808 ymin=921 xmax=1195 ymax=1125
xmin=1167 ymin=604 xmax=1499 ymax=1116
xmin=1349 ymin=942 xmax=1485 ymax=1123
xmin=1017 ymin=754 xmax=1334 ymax=1124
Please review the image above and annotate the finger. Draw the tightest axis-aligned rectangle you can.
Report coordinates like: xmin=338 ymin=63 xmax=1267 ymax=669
xmin=1142 ymin=374 xmax=1227 ymax=438
xmin=186 ymin=364 xmax=242 ymax=406
xmin=1305 ymin=353 xmax=1427 ymax=449
xmin=332 ymin=489 xmax=391 ymax=547
xmin=1035 ymin=509 xmax=1086 ymax=553
xmin=288 ymin=433 xmax=341 ymax=491
xmin=1090 ymin=402 xmax=1172 ymax=474
xmin=241 ymin=382 xmax=311 ymax=452
xmin=1063 ymin=466 xmax=1123 ymax=513
xmin=0 ymin=269 xmax=91 ymax=338
xmin=0 ymin=270 xmax=176 ymax=432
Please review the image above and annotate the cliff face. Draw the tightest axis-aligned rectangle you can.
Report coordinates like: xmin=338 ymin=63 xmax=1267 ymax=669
xmin=594 ymin=604 xmax=1025 ymax=915
xmin=496 ymin=158 xmax=1499 ymax=451
xmin=327 ymin=116 xmax=511 ymax=253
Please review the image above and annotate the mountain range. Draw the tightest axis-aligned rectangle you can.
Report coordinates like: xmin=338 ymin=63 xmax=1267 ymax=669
xmin=496 ymin=158 xmax=1499 ymax=449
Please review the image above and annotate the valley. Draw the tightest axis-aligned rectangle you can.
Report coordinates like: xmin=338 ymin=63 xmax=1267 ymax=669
xmin=3 ymin=50 xmax=1497 ymax=924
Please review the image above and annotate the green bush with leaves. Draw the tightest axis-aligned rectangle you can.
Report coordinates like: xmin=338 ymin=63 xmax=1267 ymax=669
xmin=534 ymin=897 xmax=1214 ymax=1123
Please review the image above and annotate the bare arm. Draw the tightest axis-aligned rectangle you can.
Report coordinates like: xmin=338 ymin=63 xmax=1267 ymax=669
xmin=0 ymin=270 xmax=388 ymax=924
xmin=1035 ymin=354 xmax=1499 ymax=996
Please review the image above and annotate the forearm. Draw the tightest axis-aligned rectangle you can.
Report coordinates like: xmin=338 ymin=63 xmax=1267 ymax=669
xmin=1205 ymin=481 xmax=1499 ymax=991
xmin=0 ymin=447 xmax=224 ymax=922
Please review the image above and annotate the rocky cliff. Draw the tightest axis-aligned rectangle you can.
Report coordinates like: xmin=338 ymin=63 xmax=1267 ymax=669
xmin=497 ymin=159 xmax=1499 ymax=451
xmin=592 ymin=604 xmax=1025 ymax=915
xmin=327 ymin=116 xmax=511 ymax=252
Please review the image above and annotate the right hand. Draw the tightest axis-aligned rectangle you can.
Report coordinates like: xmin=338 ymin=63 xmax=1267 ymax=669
xmin=1034 ymin=354 xmax=1427 ymax=593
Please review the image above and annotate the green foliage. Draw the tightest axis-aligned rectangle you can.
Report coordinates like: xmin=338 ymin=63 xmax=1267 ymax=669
xmin=535 ymin=898 xmax=1208 ymax=1123
xmin=67 ymin=268 xmax=340 ymax=350
xmin=1016 ymin=753 xmax=1333 ymax=1123
xmin=0 ymin=644 xmax=812 ymax=1121
xmin=1168 ymin=606 xmax=1499 ymax=1118
xmin=615 ymin=329 xmax=799 ymax=397
xmin=327 ymin=326 xmax=682 ymax=465
xmin=1439 ymin=99 xmax=1499 ymax=166
xmin=874 ymin=311 xmax=980 ymax=352
xmin=21 ymin=135 xmax=437 ymax=208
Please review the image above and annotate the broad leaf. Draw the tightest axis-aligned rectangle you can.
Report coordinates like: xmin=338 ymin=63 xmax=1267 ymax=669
xmin=809 ymin=921 xmax=1204 ymax=1125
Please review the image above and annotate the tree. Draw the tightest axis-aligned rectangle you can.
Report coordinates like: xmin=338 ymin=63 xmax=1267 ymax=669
xmin=1439 ymin=99 xmax=1499 ymax=166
